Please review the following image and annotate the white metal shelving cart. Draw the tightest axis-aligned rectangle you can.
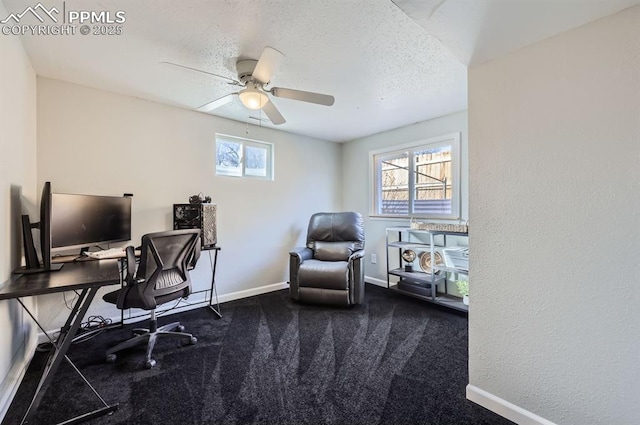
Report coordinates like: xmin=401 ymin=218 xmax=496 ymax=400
xmin=385 ymin=226 xmax=468 ymax=312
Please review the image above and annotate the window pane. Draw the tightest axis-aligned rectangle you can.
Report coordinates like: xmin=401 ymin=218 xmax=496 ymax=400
xmin=215 ymin=136 xmax=273 ymax=180
xmin=380 ymin=152 xmax=409 ymax=215
xmin=413 ymin=145 xmax=452 ymax=215
xmin=244 ymin=145 xmax=268 ymax=177
xmin=371 ymin=133 xmax=460 ymax=218
xmin=216 ymin=140 xmax=242 ymax=177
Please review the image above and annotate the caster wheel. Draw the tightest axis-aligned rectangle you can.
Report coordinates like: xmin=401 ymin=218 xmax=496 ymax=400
xmin=189 ymin=336 xmax=198 ymax=345
xmin=106 ymin=354 xmax=116 ymax=363
xmin=177 ymin=325 xmax=185 ymax=332
xmin=145 ymin=359 xmax=156 ymax=369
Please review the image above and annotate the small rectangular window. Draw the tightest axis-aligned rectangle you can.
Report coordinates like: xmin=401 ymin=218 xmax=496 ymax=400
xmin=215 ymin=135 xmax=273 ymax=180
xmin=371 ymin=133 xmax=460 ymax=219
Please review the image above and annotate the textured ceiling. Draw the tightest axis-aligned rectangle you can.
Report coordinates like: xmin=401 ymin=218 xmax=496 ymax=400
xmin=2 ymin=0 xmax=636 ymax=142
xmin=393 ymin=0 xmax=640 ymax=65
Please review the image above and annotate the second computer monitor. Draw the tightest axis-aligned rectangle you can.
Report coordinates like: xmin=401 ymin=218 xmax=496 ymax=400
xmin=51 ymin=193 xmax=132 ymax=251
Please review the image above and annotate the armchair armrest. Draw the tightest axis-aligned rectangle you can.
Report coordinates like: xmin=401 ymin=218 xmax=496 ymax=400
xmin=348 ymin=249 xmax=365 ymax=262
xmin=289 ymin=247 xmax=313 ymax=301
xmin=289 ymin=247 xmax=313 ymax=262
xmin=348 ymin=249 xmax=365 ymax=305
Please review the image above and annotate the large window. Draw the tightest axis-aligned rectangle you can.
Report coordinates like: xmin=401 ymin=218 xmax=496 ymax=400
xmin=371 ymin=133 xmax=460 ymax=218
xmin=215 ymin=135 xmax=274 ymax=180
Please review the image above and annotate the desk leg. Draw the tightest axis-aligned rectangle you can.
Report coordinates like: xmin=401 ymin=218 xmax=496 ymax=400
xmin=17 ymin=288 xmax=118 ymax=425
xmin=207 ymin=249 xmax=222 ymax=318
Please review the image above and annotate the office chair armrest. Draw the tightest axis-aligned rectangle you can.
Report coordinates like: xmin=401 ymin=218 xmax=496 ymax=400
xmin=115 ymin=277 xmax=145 ymax=309
xmin=124 ymin=246 xmax=136 ymax=282
xmin=116 ymin=246 xmax=143 ymax=309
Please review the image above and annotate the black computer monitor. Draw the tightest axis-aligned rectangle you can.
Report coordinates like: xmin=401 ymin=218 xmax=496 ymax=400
xmin=17 ymin=183 xmax=132 ymax=274
xmin=51 ymin=193 xmax=132 ymax=251
xmin=18 ymin=181 xmax=62 ymax=273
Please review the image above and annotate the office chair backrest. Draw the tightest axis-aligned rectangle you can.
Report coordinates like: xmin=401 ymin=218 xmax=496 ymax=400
xmin=135 ymin=229 xmax=200 ymax=310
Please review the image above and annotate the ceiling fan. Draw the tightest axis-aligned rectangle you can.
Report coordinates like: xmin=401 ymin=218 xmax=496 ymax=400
xmin=162 ymin=47 xmax=335 ymax=125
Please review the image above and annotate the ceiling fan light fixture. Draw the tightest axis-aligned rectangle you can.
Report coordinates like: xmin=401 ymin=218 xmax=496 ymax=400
xmin=239 ymin=86 xmax=268 ymax=110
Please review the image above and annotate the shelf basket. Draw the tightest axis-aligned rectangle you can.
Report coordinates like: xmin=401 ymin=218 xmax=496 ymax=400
xmin=410 ymin=218 xmax=468 ymax=233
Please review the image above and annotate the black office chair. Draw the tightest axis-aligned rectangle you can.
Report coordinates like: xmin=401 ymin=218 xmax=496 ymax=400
xmin=102 ymin=229 xmax=200 ymax=368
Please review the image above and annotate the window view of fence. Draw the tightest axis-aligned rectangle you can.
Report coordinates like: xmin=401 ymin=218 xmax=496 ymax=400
xmin=373 ymin=135 xmax=459 ymax=217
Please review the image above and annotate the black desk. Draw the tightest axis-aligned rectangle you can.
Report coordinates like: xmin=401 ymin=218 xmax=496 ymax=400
xmin=205 ymin=246 xmax=222 ymax=318
xmin=0 ymin=260 xmax=121 ymax=425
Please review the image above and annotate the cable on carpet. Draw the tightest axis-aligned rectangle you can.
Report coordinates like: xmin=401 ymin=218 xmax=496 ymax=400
xmin=35 ymin=315 xmax=113 ymax=351
xmin=73 ymin=315 xmax=113 ymax=343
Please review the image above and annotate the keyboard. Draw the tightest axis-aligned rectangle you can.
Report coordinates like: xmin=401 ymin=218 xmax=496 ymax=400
xmin=86 ymin=248 xmax=125 ymax=259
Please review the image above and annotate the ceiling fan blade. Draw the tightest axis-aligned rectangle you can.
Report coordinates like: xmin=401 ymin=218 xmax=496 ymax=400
xmin=262 ymin=100 xmax=286 ymax=125
xmin=270 ymin=87 xmax=335 ymax=106
xmin=160 ymin=61 xmax=240 ymax=85
xmin=197 ymin=93 xmax=237 ymax=112
xmin=252 ymin=47 xmax=284 ymax=84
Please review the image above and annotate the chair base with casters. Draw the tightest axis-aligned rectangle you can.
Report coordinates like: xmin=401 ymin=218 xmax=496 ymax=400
xmin=102 ymin=229 xmax=201 ymax=369
xmin=105 ymin=310 xmax=197 ymax=369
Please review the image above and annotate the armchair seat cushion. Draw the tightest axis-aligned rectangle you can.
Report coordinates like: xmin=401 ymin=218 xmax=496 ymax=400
xmin=299 ymin=259 xmax=349 ymax=290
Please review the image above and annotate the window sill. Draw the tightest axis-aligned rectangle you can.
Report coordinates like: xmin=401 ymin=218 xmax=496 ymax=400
xmin=368 ymin=214 xmax=463 ymax=222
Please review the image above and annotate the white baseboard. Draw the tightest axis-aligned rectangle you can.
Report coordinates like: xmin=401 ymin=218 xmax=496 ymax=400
xmin=0 ymin=337 xmax=38 ymax=423
xmin=218 ymin=281 xmax=289 ymax=304
xmin=365 ymin=276 xmax=387 ymax=287
xmin=38 ymin=281 xmax=291 ymax=341
xmin=466 ymin=384 xmax=557 ymax=425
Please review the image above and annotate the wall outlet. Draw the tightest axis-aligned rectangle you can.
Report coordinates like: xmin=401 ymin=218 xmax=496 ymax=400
xmin=371 ymin=253 xmax=377 ymax=264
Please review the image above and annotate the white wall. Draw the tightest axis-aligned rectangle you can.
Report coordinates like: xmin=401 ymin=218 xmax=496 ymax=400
xmin=341 ymin=110 xmax=468 ymax=286
xmin=468 ymin=6 xmax=640 ymax=425
xmin=36 ymin=77 xmax=342 ymax=327
xmin=0 ymin=0 xmax=38 ymax=418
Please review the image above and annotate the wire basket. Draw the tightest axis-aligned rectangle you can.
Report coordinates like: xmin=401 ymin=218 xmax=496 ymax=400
xmin=410 ymin=218 xmax=468 ymax=233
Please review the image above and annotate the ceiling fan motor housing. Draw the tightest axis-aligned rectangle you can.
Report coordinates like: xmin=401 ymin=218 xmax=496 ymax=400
xmin=236 ymin=59 xmax=258 ymax=83
xmin=166 ymin=46 xmax=332 ymax=126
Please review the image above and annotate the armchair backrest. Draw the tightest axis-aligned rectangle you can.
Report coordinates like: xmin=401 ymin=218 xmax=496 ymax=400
xmin=305 ymin=212 xmax=364 ymax=261
xmin=134 ymin=229 xmax=200 ymax=309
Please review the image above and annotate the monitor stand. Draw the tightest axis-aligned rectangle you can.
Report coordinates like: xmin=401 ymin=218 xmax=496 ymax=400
xmin=13 ymin=263 xmax=64 ymax=274
xmin=13 ymin=215 xmax=64 ymax=274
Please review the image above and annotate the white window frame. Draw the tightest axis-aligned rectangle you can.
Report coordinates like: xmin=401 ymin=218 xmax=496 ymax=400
xmin=369 ymin=132 xmax=461 ymax=219
xmin=215 ymin=134 xmax=274 ymax=180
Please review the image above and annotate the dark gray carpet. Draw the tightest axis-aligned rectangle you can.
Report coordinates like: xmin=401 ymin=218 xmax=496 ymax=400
xmin=3 ymin=284 xmax=512 ymax=424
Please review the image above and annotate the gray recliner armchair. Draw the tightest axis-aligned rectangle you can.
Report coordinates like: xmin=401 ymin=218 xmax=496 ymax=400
xmin=289 ymin=212 xmax=365 ymax=306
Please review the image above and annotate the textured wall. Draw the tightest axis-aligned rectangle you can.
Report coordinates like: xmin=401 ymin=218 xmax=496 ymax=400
xmin=0 ymin=1 xmax=38 ymax=418
xmin=468 ymin=6 xmax=640 ymax=424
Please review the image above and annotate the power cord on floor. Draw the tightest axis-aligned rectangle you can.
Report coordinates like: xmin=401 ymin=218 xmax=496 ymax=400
xmin=73 ymin=315 xmax=113 ymax=343
xmin=35 ymin=315 xmax=113 ymax=352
